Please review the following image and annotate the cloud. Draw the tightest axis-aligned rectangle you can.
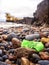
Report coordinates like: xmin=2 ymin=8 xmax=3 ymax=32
xmin=0 ymin=0 xmax=43 ymax=20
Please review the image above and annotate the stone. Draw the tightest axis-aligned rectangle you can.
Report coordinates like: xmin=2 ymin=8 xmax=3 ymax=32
xmin=0 ymin=49 xmax=3 ymax=56
xmin=39 ymin=52 xmax=49 ymax=60
xmin=6 ymin=33 xmax=18 ymax=41
xmin=21 ymin=57 xmax=30 ymax=65
xmin=25 ymin=34 xmax=40 ymax=41
xmin=16 ymin=58 xmax=21 ymax=65
xmin=14 ymin=47 xmax=36 ymax=58
xmin=0 ymin=61 xmax=11 ymax=65
xmin=5 ymin=59 xmax=12 ymax=64
xmin=2 ymin=34 xmax=8 ymax=40
xmin=38 ymin=60 xmax=49 ymax=65
xmin=41 ymin=37 xmax=49 ymax=43
xmin=12 ymin=38 xmax=21 ymax=48
xmin=2 ymin=55 xmax=8 ymax=61
xmin=45 ymin=42 xmax=49 ymax=48
xmin=31 ymin=53 xmax=41 ymax=63
xmin=8 ymin=53 xmax=17 ymax=60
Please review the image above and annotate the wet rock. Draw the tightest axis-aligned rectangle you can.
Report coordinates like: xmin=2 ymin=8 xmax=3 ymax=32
xmin=0 ymin=49 xmax=3 ymax=56
xmin=2 ymin=55 xmax=8 ymax=61
xmin=22 ymin=28 xmax=29 ymax=32
xmin=0 ymin=29 xmax=3 ymax=32
xmin=8 ymin=53 xmax=17 ymax=60
xmin=12 ymin=38 xmax=21 ymax=48
xmin=44 ymin=48 xmax=49 ymax=52
xmin=2 ymin=34 xmax=8 ymax=40
xmin=16 ymin=58 xmax=21 ymax=65
xmin=41 ymin=37 xmax=49 ymax=43
xmin=2 ymin=30 xmax=9 ymax=34
xmin=30 ymin=53 xmax=41 ymax=63
xmin=30 ymin=62 xmax=35 ymax=65
xmin=38 ymin=60 xmax=49 ymax=65
xmin=14 ymin=48 xmax=36 ymax=58
xmin=0 ymin=38 xmax=3 ymax=43
xmin=8 ymin=49 xmax=15 ymax=54
xmin=6 ymin=33 xmax=18 ymax=41
xmin=0 ymin=57 xmax=3 ymax=61
xmin=45 ymin=42 xmax=49 ymax=48
xmin=25 ymin=34 xmax=40 ymax=41
xmin=0 ymin=46 xmax=5 ymax=50
xmin=21 ymin=57 xmax=30 ymax=65
xmin=19 ymin=34 xmax=25 ymax=40
xmin=3 ymin=50 xmax=7 ymax=55
xmin=39 ymin=52 xmax=49 ymax=60
xmin=0 ymin=32 xmax=3 ymax=35
xmin=5 ymin=59 xmax=12 ymax=64
xmin=0 ymin=61 xmax=11 ymax=65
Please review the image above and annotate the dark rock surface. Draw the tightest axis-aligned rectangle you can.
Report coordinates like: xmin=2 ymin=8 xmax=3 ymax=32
xmin=33 ymin=0 xmax=49 ymax=26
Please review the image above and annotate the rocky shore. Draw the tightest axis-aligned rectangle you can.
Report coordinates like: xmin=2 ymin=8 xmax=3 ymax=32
xmin=0 ymin=23 xmax=49 ymax=65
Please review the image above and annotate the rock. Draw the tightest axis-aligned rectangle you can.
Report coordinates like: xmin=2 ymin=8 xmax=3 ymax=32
xmin=39 ymin=52 xmax=49 ymax=60
xmin=0 ymin=38 xmax=3 ymax=43
xmin=2 ymin=34 xmax=8 ymax=40
xmin=0 ymin=57 xmax=3 ymax=61
xmin=5 ymin=59 xmax=12 ymax=64
xmin=6 ymin=33 xmax=18 ymax=41
xmin=16 ymin=58 xmax=21 ymax=65
xmin=0 ymin=46 xmax=5 ymax=50
xmin=33 ymin=0 xmax=49 ymax=26
xmin=22 ymin=28 xmax=29 ymax=32
xmin=44 ymin=48 xmax=49 ymax=52
xmin=41 ymin=37 xmax=49 ymax=43
xmin=0 ymin=61 xmax=11 ymax=65
xmin=31 ymin=53 xmax=41 ymax=63
xmin=25 ymin=34 xmax=40 ymax=41
xmin=0 ymin=49 xmax=3 ymax=56
xmin=45 ymin=42 xmax=49 ymax=48
xmin=8 ymin=53 xmax=17 ymax=60
xmin=12 ymin=38 xmax=21 ymax=48
xmin=14 ymin=47 xmax=36 ymax=58
xmin=2 ymin=55 xmax=8 ymax=61
xmin=8 ymin=49 xmax=15 ymax=54
xmin=38 ymin=60 xmax=49 ymax=65
xmin=30 ymin=62 xmax=35 ymax=65
xmin=21 ymin=57 xmax=30 ymax=65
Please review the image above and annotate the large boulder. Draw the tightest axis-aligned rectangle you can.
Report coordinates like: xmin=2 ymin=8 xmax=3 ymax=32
xmin=33 ymin=0 xmax=49 ymax=26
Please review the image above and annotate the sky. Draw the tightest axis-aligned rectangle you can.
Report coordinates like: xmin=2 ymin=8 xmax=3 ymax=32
xmin=0 ymin=0 xmax=43 ymax=20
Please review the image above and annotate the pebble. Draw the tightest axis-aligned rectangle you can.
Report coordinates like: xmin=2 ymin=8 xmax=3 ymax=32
xmin=38 ymin=60 xmax=49 ymax=65
xmin=25 ymin=34 xmax=40 ymax=41
xmin=12 ymin=38 xmax=21 ymax=48
xmin=6 ymin=33 xmax=18 ymax=41
xmin=0 ymin=26 xmax=49 ymax=65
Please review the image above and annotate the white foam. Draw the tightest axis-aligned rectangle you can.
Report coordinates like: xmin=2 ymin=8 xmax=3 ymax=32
xmin=0 ymin=22 xmax=23 ymax=28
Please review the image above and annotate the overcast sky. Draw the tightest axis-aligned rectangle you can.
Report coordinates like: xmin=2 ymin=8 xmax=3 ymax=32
xmin=0 ymin=0 xmax=43 ymax=20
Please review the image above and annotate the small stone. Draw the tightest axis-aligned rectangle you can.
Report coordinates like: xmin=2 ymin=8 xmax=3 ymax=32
xmin=16 ymin=58 xmax=21 ymax=65
xmin=0 ymin=38 xmax=2 ymax=43
xmin=45 ymin=42 xmax=49 ymax=48
xmin=31 ymin=53 xmax=41 ymax=63
xmin=12 ymin=38 xmax=21 ymax=48
xmin=2 ymin=55 xmax=8 ymax=61
xmin=2 ymin=34 xmax=8 ymax=40
xmin=38 ymin=60 xmax=49 ymax=65
xmin=6 ymin=33 xmax=18 ymax=41
xmin=39 ymin=52 xmax=49 ymax=60
xmin=8 ymin=53 xmax=17 ymax=60
xmin=0 ymin=49 xmax=3 ymax=56
xmin=5 ymin=59 xmax=12 ymax=64
xmin=21 ymin=57 xmax=30 ymax=65
xmin=0 ymin=57 xmax=3 ymax=61
xmin=14 ymin=48 xmax=36 ymax=58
